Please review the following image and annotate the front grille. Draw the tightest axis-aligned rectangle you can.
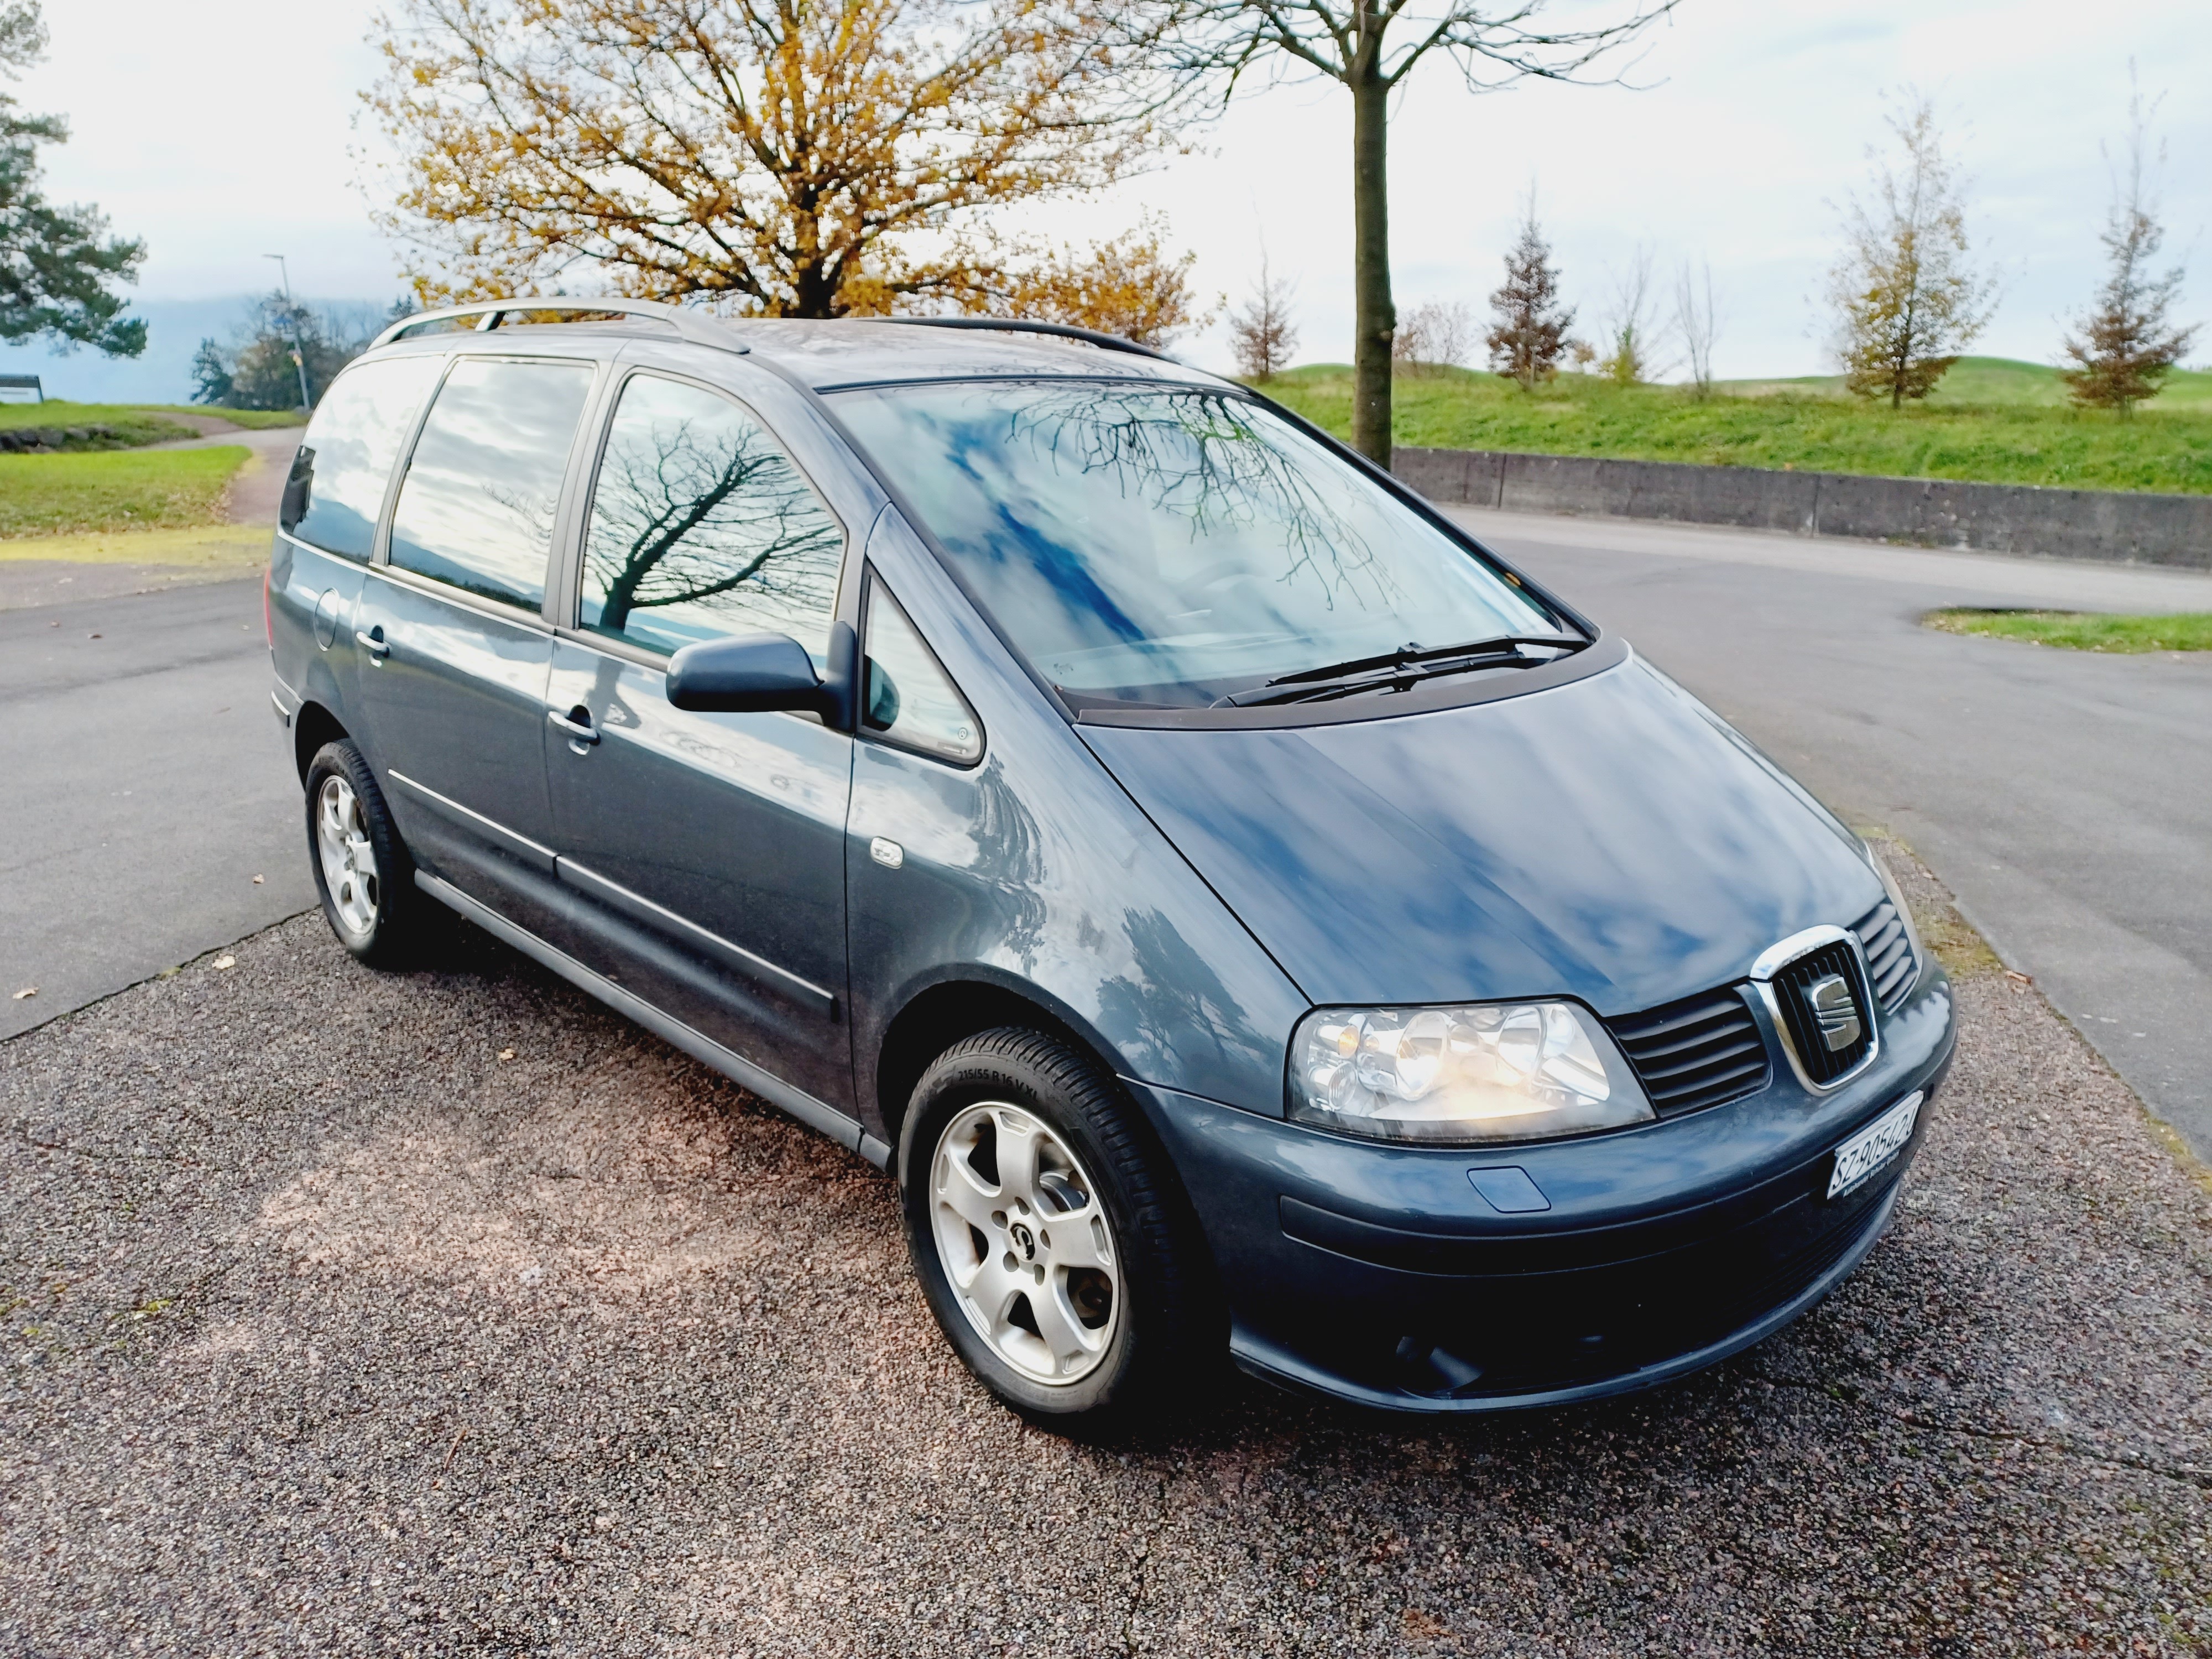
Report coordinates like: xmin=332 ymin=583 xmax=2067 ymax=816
xmin=1607 ymin=985 xmax=1770 ymax=1118
xmin=1853 ymin=899 xmax=1918 ymax=1012
xmin=1769 ymin=940 xmax=1875 ymax=1086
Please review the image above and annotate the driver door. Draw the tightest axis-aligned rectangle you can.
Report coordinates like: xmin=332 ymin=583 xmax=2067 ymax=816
xmin=542 ymin=368 xmax=857 ymax=1117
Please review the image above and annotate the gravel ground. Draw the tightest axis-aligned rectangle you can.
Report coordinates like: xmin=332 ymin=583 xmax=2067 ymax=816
xmin=2 ymin=852 xmax=2207 ymax=1656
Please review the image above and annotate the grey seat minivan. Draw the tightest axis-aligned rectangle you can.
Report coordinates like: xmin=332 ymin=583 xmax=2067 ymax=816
xmin=269 ymin=300 xmax=1954 ymax=1425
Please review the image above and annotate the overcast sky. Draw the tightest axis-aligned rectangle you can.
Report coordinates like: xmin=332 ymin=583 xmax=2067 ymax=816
xmin=13 ymin=0 xmax=2210 ymax=387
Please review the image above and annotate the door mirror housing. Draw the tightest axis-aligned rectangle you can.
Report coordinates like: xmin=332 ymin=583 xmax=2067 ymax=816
xmin=666 ymin=633 xmax=836 ymax=718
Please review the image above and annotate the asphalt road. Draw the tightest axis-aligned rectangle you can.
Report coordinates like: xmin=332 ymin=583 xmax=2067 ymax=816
xmin=1448 ymin=507 xmax=2212 ymax=1166
xmin=0 ymin=579 xmax=315 ymax=1040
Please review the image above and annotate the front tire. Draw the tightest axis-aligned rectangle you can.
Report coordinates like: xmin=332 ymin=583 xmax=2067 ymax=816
xmin=304 ymin=739 xmax=423 ymax=967
xmin=899 ymin=1027 xmax=1209 ymax=1426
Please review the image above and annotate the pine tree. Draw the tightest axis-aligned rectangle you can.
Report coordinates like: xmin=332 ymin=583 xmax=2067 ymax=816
xmin=2060 ymin=86 xmax=2197 ymax=418
xmin=1486 ymin=196 xmax=1574 ymax=393
xmin=1828 ymin=91 xmax=1994 ymax=409
xmin=0 ymin=1 xmax=146 ymax=357
xmin=1227 ymin=251 xmax=1300 ymax=382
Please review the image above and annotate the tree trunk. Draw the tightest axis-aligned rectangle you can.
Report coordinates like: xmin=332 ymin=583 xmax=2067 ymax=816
xmin=1349 ymin=68 xmax=1395 ymax=469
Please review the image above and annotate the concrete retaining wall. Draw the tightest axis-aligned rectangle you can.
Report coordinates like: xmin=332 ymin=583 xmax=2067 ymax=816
xmin=1392 ymin=446 xmax=2212 ymax=570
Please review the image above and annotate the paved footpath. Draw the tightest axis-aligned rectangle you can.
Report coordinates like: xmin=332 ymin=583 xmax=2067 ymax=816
xmin=1452 ymin=507 xmax=2212 ymax=1166
xmin=1 ymin=851 xmax=2205 ymax=1655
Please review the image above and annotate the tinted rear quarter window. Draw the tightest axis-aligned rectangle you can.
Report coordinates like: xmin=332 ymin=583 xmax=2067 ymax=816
xmin=389 ymin=357 xmax=597 ymax=611
xmin=283 ymin=356 xmax=445 ymax=560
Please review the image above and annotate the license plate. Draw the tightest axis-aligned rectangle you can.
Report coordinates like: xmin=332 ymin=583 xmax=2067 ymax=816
xmin=1827 ymin=1091 xmax=1923 ymax=1199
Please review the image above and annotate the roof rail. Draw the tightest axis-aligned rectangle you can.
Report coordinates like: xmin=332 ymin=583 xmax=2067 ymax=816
xmin=370 ymin=298 xmax=749 ymax=356
xmin=878 ymin=316 xmax=1183 ymax=367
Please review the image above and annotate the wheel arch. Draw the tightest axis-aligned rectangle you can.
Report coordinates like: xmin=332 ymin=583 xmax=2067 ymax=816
xmin=293 ymin=701 xmax=349 ymax=784
xmin=870 ymin=972 xmax=1133 ymax=1161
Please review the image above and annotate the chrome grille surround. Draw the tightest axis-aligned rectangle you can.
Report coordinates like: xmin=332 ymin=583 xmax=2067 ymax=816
xmin=1750 ymin=924 xmax=1880 ymax=1094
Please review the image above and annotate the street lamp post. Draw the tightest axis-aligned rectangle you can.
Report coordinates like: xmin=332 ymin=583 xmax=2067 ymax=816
xmin=263 ymin=254 xmax=314 ymax=412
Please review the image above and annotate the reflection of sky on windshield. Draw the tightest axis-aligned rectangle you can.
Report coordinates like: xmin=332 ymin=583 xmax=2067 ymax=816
xmin=836 ymin=383 xmax=1554 ymax=703
xmin=291 ymin=356 xmax=443 ymax=561
xmin=390 ymin=358 xmax=596 ymax=608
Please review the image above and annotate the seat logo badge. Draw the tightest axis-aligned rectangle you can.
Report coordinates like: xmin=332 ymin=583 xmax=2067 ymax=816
xmin=1805 ymin=974 xmax=1863 ymax=1052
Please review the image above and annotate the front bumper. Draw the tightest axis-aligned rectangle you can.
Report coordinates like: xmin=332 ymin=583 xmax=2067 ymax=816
xmin=1131 ymin=968 xmax=1957 ymax=1413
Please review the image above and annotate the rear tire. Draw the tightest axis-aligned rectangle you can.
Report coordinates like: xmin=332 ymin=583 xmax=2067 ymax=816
xmin=304 ymin=739 xmax=424 ymax=967
xmin=898 ymin=1027 xmax=1210 ymax=1428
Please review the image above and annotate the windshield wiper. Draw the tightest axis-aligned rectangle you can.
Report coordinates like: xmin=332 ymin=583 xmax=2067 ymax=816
xmin=1211 ymin=635 xmax=1587 ymax=709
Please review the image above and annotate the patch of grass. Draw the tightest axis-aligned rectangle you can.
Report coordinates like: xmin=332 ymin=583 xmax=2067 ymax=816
xmin=0 ymin=401 xmax=198 ymax=448
xmin=1257 ymin=362 xmax=2212 ymax=495
xmin=1924 ymin=608 xmax=2212 ymax=652
xmin=0 ymin=446 xmax=251 ymax=537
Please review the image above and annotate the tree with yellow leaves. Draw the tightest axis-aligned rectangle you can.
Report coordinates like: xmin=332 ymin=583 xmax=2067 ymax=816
xmin=368 ymin=0 xmax=1185 ymax=328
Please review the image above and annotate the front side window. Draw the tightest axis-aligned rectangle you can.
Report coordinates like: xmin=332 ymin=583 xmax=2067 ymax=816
xmin=832 ymin=381 xmax=1569 ymax=710
xmin=579 ymin=374 xmax=844 ymax=658
xmin=389 ymin=357 xmax=597 ymax=610
xmin=863 ymin=577 xmax=983 ymax=764
xmin=282 ymin=355 xmax=444 ymax=561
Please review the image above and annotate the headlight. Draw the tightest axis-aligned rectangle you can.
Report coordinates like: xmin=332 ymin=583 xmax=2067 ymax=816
xmin=1288 ymin=1001 xmax=1654 ymax=1144
xmin=1871 ymin=852 xmax=1927 ymax=996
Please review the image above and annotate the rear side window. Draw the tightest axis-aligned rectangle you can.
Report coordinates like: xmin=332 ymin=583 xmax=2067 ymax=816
xmin=578 ymin=373 xmax=843 ymax=658
xmin=389 ymin=357 xmax=596 ymax=611
xmin=281 ymin=356 xmax=443 ymax=561
xmin=863 ymin=577 xmax=983 ymax=764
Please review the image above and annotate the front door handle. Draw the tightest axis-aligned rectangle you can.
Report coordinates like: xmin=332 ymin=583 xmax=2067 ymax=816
xmin=548 ymin=707 xmax=600 ymax=747
xmin=356 ymin=625 xmax=390 ymax=660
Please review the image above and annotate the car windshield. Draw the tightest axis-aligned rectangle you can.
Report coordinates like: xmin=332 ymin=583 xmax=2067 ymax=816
xmin=831 ymin=379 xmax=1571 ymax=709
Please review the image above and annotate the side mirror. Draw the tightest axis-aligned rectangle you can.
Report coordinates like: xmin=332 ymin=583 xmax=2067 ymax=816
xmin=666 ymin=632 xmax=835 ymax=717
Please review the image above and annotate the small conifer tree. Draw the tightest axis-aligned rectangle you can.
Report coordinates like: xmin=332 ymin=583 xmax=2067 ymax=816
xmin=2060 ymin=82 xmax=2197 ymax=417
xmin=1485 ymin=195 xmax=1574 ymax=392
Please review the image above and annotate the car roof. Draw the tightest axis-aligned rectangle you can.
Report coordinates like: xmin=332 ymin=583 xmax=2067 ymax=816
xmin=362 ymin=309 xmax=1231 ymax=396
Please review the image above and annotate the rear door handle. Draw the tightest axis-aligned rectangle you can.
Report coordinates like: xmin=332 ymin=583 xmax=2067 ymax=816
xmin=548 ymin=707 xmax=600 ymax=747
xmin=355 ymin=627 xmax=390 ymax=659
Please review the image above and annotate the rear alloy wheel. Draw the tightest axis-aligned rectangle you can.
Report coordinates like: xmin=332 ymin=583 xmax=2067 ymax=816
xmin=315 ymin=772 xmax=381 ymax=939
xmin=899 ymin=1027 xmax=1213 ymax=1426
xmin=304 ymin=739 xmax=423 ymax=967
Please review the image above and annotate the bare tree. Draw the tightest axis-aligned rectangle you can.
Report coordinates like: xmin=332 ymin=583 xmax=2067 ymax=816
xmin=2060 ymin=72 xmax=2197 ymax=417
xmin=1143 ymin=0 xmax=1672 ymax=466
xmin=1827 ymin=90 xmax=1996 ymax=409
xmin=1486 ymin=191 xmax=1574 ymax=392
xmin=1596 ymin=244 xmax=1669 ymax=385
xmin=1673 ymin=257 xmax=1721 ymax=398
xmin=1228 ymin=247 xmax=1301 ymax=380
xmin=1393 ymin=299 xmax=1474 ymax=375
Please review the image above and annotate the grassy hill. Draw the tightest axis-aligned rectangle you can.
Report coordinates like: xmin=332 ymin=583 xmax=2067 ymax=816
xmin=1255 ymin=358 xmax=2212 ymax=495
xmin=1720 ymin=355 xmax=2212 ymax=410
xmin=0 ymin=401 xmax=305 ymax=448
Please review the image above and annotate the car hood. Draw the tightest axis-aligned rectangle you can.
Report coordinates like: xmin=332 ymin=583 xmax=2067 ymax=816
xmin=1078 ymin=656 xmax=1885 ymax=1017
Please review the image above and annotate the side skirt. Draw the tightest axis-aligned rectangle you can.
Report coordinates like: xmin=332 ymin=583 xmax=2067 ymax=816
xmin=416 ymin=870 xmax=892 ymax=1169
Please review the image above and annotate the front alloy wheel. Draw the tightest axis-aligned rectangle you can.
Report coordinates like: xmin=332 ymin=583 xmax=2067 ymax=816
xmin=928 ymin=1101 xmax=1121 ymax=1386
